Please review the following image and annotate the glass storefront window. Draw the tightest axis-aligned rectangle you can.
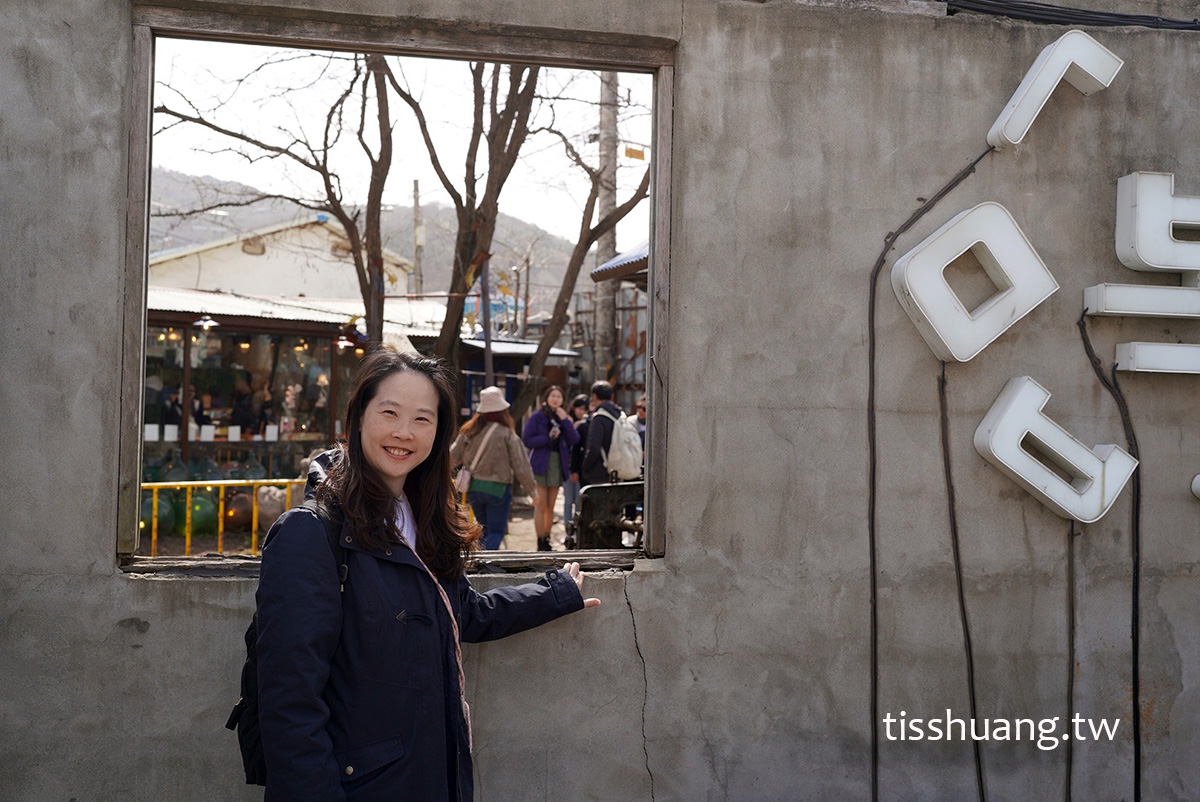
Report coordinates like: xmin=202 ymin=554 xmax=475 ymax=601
xmin=271 ymin=336 xmax=333 ymax=442
xmin=138 ymin=323 xmax=358 ymax=557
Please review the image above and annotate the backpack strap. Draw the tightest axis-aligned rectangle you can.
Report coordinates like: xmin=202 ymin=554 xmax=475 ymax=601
xmin=299 ymin=498 xmax=348 ymax=592
xmin=590 ymin=408 xmax=618 ymax=478
xmin=466 ymin=423 xmax=499 ymax=474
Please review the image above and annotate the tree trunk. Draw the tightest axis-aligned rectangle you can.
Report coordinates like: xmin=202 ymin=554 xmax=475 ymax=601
xmin=362 ymin=55 xmax=393 ymax=347
xmin=592 ymin=71 xmax=620 ymax=381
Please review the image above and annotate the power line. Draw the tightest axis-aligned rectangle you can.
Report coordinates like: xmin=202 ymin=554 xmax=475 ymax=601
xmin=944 ymin=0 xmax=1200 ymax=30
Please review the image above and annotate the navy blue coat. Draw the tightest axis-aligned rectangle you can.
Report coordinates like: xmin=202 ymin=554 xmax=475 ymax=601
xmin=256 ymin=505 xmax=585 ymax=802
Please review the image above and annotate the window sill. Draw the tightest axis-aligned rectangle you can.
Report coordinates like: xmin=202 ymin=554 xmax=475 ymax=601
xmin=119 ymin=549 xmax=641 ymax=577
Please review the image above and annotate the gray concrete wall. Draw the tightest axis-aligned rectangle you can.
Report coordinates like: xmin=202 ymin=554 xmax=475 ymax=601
xmin=3 ymin=1 xmax=1200 ymax=800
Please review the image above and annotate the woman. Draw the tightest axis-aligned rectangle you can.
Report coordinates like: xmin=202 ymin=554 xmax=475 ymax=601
xmin=450 ymin=385 xmax=536 ymax=550
xmin=561 ymin=394 xmax=590 ymax=535
xmin=256 ymin=349 xmax=599 ymax=802
xmin=522 ymin=385 xmax=579 ymax=552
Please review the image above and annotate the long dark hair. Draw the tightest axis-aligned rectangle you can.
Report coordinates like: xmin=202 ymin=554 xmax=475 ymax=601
xmin=316 ymin=348 xmax=478 ymax=579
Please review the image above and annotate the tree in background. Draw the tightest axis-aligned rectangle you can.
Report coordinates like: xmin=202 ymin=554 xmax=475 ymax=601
xmin=154 ymin=51 xmax=396 ymax=345
xmin=153 ymin=44 xmax=653 ymax=390
xmin=383 ymin=60 xmax=539 ymax=369
xmin=509 ymin=128 xmax=649 ymax=418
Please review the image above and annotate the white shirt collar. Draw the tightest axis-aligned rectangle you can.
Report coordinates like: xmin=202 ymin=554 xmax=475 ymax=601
xmin=393 ymin=492 xmax=418 ymax=551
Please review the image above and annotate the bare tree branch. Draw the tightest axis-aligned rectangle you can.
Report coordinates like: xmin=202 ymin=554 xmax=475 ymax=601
xmin=381 ymin=61 xmax=465 ymax=213
xmin=529 ymin=125 xmax=599 ymax=181
xmin=155 ymin=50 xmax=398 ymax=344
xmin=512 ymin=163 xmax=651 ymax=417
xmin=154 ymin=105 xmax=323 ymax=174
xmin=150 ymin=193 xmax=322 ymax=218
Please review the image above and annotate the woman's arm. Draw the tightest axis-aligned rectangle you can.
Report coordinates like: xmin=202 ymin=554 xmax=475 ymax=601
xmin=458 ymin=563 xmax=596 ymax=644
xmin=522 ymin=412 xmax=552 ymax=450
xmin=449 ymin=433 xmax=465 ymax=470
xmin=508 ymin=432 xmax=537 ymax=497
xmin=256 ymin=509 xmax=345 ymax=802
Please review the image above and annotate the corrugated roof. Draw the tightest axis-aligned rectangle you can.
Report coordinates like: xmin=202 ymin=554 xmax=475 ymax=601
xmin=146 ymin=286 xmax=436 ymax=351
xmin=148 ymin=286 xmax=349 ymax=324
xmin=461 ymin=339 xmax=579 ymax=357
xmin=298 ymin=297 xmax=447 ymax=335
xmin=591 ymin=239 xmax=648 ymax=283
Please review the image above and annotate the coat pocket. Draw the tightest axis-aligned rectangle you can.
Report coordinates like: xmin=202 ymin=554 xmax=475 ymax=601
xmin=335 ymin=733 xmax=408 ymax=783
xmin=392 ymin=608 xmax=434 ymax=627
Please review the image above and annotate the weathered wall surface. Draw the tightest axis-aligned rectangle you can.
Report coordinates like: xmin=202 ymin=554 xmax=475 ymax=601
xmin=3 ymin=1 xmax=1200 ymax=801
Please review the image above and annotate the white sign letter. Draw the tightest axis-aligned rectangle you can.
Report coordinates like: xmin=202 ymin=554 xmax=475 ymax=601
xmin=1115 ymin=172 xmax=1200 ymax=273
xmin=987 ymin=30 xmax=1123 ymax=149
xmin=1083 ymin=282 xmax=1200 ymax=319
xmin=1115 ymin=342 xmax=1200 ymax=374
xmin=974 ymin=376 xmax=1137 ymax=523
xmin=891 ymin=203 xmax=1059 ymax=362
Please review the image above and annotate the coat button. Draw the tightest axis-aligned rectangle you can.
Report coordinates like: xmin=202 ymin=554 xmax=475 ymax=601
xmin=385 ymin=549 xmax=393 ymax=556
xmin=344 ymin=766 xmax=354 ymax=776
xmin=344 ymin=536 xmax=352 ymax=543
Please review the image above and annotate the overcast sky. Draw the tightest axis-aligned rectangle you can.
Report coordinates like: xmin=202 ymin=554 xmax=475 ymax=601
xmin=152 ymin=38 xmax=654 ymax=250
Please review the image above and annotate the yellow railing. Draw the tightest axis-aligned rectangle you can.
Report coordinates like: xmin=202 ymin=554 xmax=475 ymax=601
xmin=140 ymin=479 xmax=306 ymax=557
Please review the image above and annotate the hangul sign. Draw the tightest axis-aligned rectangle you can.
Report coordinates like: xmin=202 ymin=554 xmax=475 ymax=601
xmin=892 ymin=30 xmax=1148 ymax=523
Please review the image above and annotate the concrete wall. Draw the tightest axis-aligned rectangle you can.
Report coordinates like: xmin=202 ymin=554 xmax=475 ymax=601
xmin=4 ymin=1 xmax=1200 ymax=800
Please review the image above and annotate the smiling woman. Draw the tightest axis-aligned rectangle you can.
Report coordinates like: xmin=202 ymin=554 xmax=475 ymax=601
xmin=255 ymin=347 xmax=600 ymax=800
xmin=359 ymin=372 xmax=439 ymax=499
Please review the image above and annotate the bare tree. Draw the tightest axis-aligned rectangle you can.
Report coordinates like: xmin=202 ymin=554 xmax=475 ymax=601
xmin=383 ymin=60 xmax=539 ymax=369
xmin=154 ymin=52 xmax=396 ymax=345
xmin=509 ymin=126 xmax=650 ymax=419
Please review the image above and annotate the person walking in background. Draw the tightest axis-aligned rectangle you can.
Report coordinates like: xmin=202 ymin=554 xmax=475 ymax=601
xmin=522 ymin=384 xmax=579 ymax=552
xmin=581 ymin=380 xmax=623 ymax=486
xmin=562 ymin=394 xmax=590 ymax=535
xmin=634 ymin=393 xmax=647 ymax=446
xmin=451 ymin=386 xmax=536 ymax=550
xmin=256 ymin=350 xmax=598 ymax=802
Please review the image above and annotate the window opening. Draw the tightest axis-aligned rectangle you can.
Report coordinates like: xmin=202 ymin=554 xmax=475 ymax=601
xmin=130 ymin=32 xmax=662 ymax=564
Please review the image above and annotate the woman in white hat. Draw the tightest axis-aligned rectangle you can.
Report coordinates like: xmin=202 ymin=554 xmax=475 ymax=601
xmin=450 ymin=386 xmax=536 ymax=549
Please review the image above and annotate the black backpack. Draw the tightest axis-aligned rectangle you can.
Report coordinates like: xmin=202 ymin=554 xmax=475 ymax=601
xmin=225 ymin=499 xmax=348 ymax=786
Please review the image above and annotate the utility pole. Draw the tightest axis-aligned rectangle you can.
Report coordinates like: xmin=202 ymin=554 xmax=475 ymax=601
xmin=521 ymin=250 xmax=532 ymax=339
xmin=480 ymin=256 xmax=495 ymax=386
xmin=412 ymin=179 xmax=424 ymax=296
xmin=593 ymin=71 xmax=620 ymax=382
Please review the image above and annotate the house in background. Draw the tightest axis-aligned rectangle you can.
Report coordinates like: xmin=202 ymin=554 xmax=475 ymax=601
xmin=149 ymin=214 xmax=414 ymax=298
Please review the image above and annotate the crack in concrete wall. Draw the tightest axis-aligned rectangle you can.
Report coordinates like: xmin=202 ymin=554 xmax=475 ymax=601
xmin=624 ymin=573 xmax=656 ymax=800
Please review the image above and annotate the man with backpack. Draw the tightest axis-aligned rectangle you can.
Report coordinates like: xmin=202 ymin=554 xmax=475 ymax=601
xmin=581 ymin=380 xmax=643 ymax=486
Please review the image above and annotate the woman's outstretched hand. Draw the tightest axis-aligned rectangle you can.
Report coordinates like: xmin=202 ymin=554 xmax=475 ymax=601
xmin=561 ymin=562 xmax=601 ymax=608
